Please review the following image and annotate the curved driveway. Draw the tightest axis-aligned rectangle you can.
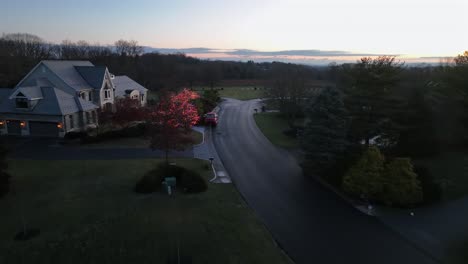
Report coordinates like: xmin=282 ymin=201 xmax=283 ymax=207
xmin=213 ymin=98 xmax=437 ymax=264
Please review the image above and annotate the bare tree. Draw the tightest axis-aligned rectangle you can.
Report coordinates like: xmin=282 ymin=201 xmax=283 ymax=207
xmin=114 ymin=39 xmax=143 ymax=57
xmin=266 ymin=63 xmax=309 ymax=127
xmin=1 ymin=33 xmax=52 ymax=59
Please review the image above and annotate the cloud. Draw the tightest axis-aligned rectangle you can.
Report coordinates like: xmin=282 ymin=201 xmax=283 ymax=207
xmin=226 ymin=49 xmax=392 ymax=57
xmin=144 ymin=47 xmax=444 ymax=66
xmin=146 ymin=47 xmax=393 ymax=57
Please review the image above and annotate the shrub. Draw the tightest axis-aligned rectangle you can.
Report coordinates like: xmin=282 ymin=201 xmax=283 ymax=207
xmin=342 ymin=146 xmax=385 ymax=202
xmin=134 ymin=169 xmax=163 ymax=194
xmin=415 ymin=166 xmax=442 ymax=205
xmin=283 ymin=125 xmax=304 ymax=138
xmin=64 ymin=131 xmax=88 ymax=140
xmin=134 ymin=163 xmax=207 ymax=194
xmin=81 ymin=123 xmax=148 ymax=144
xmin=203 ymin=89 xmax=220 ymax=103
xmin=382 ymin=158 xmax=423 ymax=207
xmin=180 ymin=169 xmax=208 ymax=193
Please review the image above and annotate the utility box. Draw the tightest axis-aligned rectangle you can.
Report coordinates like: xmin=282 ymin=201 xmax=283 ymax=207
xmin=163 ymin=177 xmax=177 ymax=195
xmin=165 ymin=177 xmax=176 ymax=187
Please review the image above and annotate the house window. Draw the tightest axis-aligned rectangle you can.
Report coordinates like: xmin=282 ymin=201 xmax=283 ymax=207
xmin=89 ymin=92 xmax=92 ymax=101
xmin=69 ymin=115 xmax=74 ymax=129
xmin=81 ymin=93 xmax=86 ymax=100
xmin=15 ymin=98 xmax=28 ymax=109
xmin=141 ymin=94 xmax=144 ymax=102
xmin=104 ymin=90 xmax=110 ymax=99
xmin=92 ymin=111 xmax=96 ymax=124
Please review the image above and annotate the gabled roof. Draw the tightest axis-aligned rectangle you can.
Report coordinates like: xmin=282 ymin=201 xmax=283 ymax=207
xmin=41 ymin=60 xmax=96 ymax=91
xmin=75 ymin=66 xmax=107 ymax=89
xmin=113 ymin=75 xmax=148 ymax=98
xmin=77 ymin=96 xmax=99 ymax=112
xmin=9 ymin=86 xmax=43 ymax=100
xmin=0 ymin=87 xmax=97 ymax=116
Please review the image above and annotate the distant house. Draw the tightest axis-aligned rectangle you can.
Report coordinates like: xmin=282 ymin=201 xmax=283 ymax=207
xmin=113 ymin=75 xmax=148 ymax=106
xmin=0 ymin=60 xmax=148 ymax=137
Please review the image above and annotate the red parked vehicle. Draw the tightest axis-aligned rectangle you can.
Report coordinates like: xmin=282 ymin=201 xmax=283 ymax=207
xmin=204 ymin=112 xmax=218 ymax=127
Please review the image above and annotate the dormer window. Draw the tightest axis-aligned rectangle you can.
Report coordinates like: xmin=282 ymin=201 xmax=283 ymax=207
xmin=15 ymin=93 xmax=29 ymax=109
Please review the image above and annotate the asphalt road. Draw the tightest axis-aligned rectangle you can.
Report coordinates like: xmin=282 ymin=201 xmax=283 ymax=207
xmin=213 ymin=98 xmax=437 ymax=264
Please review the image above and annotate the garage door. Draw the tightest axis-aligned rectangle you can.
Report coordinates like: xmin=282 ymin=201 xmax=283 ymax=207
xmin=29 ymin=121 xmax=59 ymax=137
xmin=7 ymin=120 xmax=21 ymax=135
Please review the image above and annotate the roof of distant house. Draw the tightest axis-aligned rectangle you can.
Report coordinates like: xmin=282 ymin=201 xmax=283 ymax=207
xmin=113 ymin=75 xmax=147 ymax=98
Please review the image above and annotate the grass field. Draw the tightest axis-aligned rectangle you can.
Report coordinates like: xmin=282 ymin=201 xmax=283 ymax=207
xmin=84 ymin=130 xmax=203 ymax=148
xmin=0 ymin=159 xmax=290 ymax=264
xmin=253 ymin=112 xmax=301 ymax=149
xmin=195 ymin=86 xmax=266 ymax=100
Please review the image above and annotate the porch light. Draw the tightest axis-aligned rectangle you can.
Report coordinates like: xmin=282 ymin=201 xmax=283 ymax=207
xmin=20 ymin=121 xmax=26 ymax=128
xmin=0 ymin=121 xmax=4 ymax=126
xmin=57 ymin=123 xmax=63 ymax=129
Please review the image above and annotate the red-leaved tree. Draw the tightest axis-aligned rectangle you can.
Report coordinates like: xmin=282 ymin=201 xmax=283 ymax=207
xmin=149 ymin=89 xmax=200 ymax=163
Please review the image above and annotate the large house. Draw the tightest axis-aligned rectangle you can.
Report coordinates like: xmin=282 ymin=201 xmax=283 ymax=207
xmin=0 ymin=60 xmax=148 ymax=137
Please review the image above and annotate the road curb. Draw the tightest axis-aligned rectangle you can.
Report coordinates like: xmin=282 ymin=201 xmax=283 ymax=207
xmin=308 ymin=173 xmax=376 ymax=216
xmin=191 ymin=127 xmax=205 ymax=147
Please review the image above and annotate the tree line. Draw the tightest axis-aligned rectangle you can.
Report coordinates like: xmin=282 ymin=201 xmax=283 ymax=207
xmin=0 ymin=33 xmax=324 ymax=91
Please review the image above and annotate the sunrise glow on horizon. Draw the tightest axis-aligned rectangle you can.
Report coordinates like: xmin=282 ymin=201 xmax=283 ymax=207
xmin=1 ymin=0 xmax=467 ymax=63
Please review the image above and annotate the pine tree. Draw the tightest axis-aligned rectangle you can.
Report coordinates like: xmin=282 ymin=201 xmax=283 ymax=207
xmin=382 ymin=158 xmax=423 ymax=207
xmin=301 ymin=86 xmax=348 ymax=174
xmin=343 ymin=56 xmax=404 ymax=146
xmin=395 ymin=88 xmax=439 ymax=157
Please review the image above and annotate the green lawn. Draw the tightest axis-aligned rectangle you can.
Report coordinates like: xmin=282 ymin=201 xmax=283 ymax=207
xmin=0 ymin=159 xmax=290 ymax=264
xmin=84 ymin=130 xmax=204 ymax=148
xmin=415 ymin=152 xmax=468 ymax=201
xmin=195 ymin=86 xmax=266 ymax=100
xmin=253 ymin=112 xmax=300 ymax=149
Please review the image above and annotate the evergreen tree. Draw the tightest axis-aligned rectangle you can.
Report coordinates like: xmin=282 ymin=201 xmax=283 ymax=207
xmin=301 ymin=86 xmax=348 ymax=174
xmin=344 ymin=56 xmax=404 ymax=146
xmin=395 ymin=88 xmax=439 ymax=157
xmin=382 ymin=158 xmax=423 ymax=207
xmin=342 ymin=146 xmax=385 ymax=201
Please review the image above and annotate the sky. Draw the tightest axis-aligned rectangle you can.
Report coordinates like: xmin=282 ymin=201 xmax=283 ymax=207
xmin=1 ymin=0 xmax=467 ymax=64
